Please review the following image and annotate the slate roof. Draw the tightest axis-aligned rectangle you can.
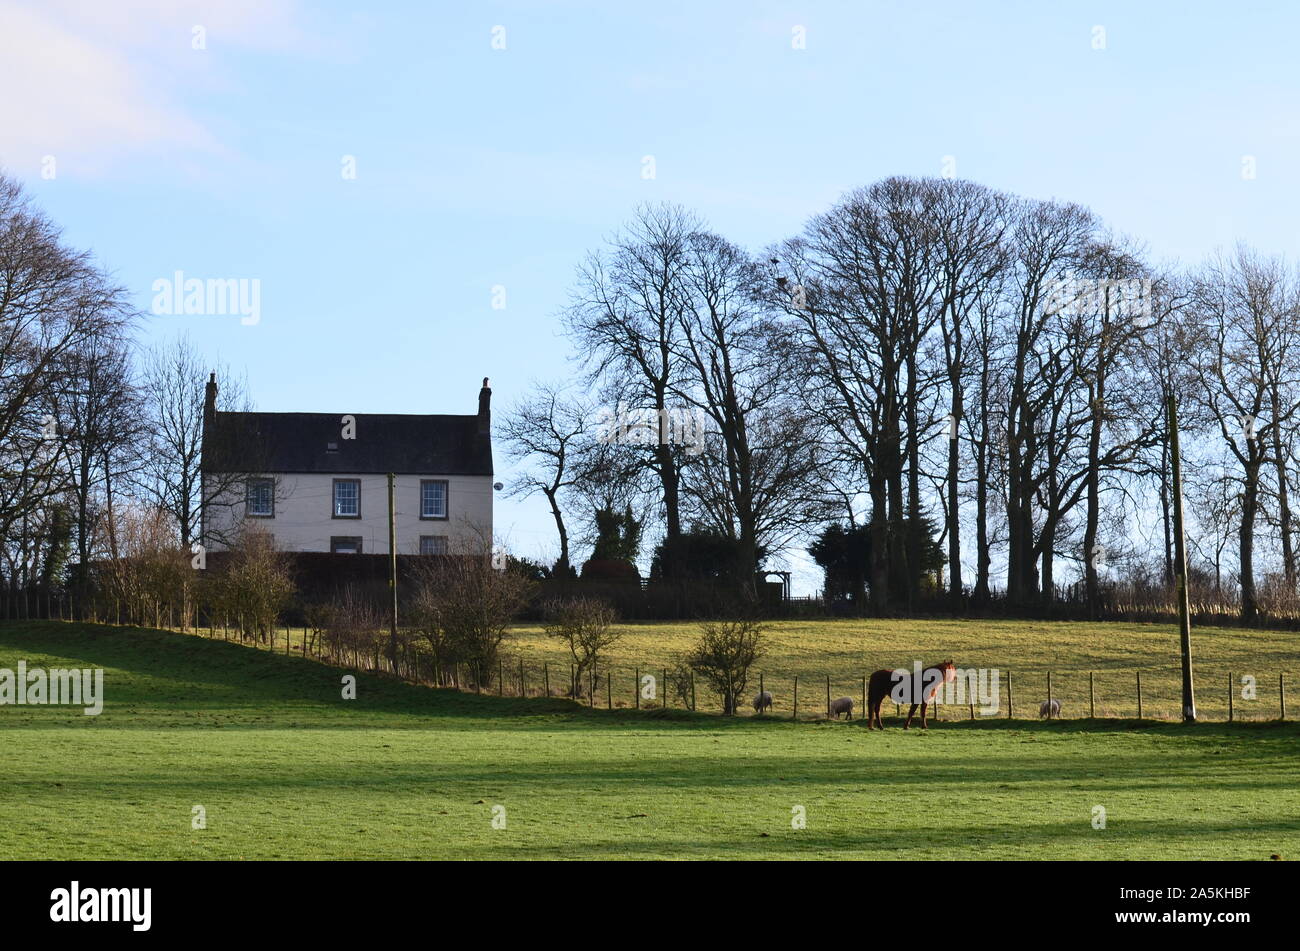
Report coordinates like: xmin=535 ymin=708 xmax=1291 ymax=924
xmin=201 ymin=412 xmax=493 ymax=476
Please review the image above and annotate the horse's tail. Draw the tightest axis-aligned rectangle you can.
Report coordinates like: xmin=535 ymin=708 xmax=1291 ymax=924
xmin=866 ymin=669 xmax=888 ymax=713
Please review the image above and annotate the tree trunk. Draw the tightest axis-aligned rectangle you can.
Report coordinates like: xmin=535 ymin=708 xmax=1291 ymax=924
xmin=1241 ymin=466 xmax=1260 ymax=622
xmin=1269 ymin=390 xmax=1296 ymax=589
xmin=868 ymin=478 xmax=889 ymax=616
xmin=544 ymin=487 xmax=570 ymax=576
xmin=1159 ymin=438 xmax=1173 ymax=589
xmin=1083 ymin=383 xmax=1103 ymax=619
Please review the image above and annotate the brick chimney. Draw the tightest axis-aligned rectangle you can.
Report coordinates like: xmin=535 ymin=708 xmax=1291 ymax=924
xmin=204 ymin=372 xmax=218 ymax=425
xmin=477 ymin=377 xmax=491 ymax=435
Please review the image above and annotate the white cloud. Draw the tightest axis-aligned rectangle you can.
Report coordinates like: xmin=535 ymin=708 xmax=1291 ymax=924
xmin=0 ymin=0 xmax=313 ymax=177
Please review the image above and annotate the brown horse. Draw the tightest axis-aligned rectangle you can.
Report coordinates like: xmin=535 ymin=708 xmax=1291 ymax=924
xmin=866 ymin=660 xmax=957 ymax=730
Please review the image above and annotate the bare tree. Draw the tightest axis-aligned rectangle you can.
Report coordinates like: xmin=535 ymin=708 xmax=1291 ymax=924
xmin=675 ymin=230 xmax=824 ymax=594
xmin=1000 ymin=198 xmax=1100 ymax=603
xmin=565 ymin=203 xmax=698 ymax=564
xmin=46 ymin=336 xmax=143 ymax=608
xmin=135 ymin=334 xmax=247 ymax=547
xmin=499 ymin=382 xmax=589 ymax=577
xmin=0 ymin=174 xmax=134 ymax=585
xmin=767 ymin=178 xmax=948 ymax=611
xmin=1185 ymin=246 xmax=1300 ymax=621
xmin=929 ymin=180 xmax=1011 ymax=605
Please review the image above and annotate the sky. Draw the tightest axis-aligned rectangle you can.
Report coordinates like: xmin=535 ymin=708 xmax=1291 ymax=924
xmin=2 ymin=0 xmax=1298 ymax=592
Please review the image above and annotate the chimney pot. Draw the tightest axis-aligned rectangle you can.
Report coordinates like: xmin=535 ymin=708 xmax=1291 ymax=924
xmin=477 ymin=377 xmax=492 ymax=435
xmin=204 ymin=372 xmax=219 ymax=425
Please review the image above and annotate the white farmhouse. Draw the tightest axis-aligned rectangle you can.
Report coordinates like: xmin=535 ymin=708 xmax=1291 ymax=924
xmin=200 ymin=377 xmax=494 ymax=555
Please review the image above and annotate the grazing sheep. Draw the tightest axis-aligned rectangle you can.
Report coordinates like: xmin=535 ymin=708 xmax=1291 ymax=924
xmin=829 ymin=696 xmax=854 ymax=719
xmin=752 ymin=691 xmax=774 ymax=714
xmin=1039 ymin=699 xmax=1061 ymax=718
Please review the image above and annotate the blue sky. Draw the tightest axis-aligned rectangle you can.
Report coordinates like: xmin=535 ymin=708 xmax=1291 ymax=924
xmin=3 ymin=0 xmax=1297 ymax=589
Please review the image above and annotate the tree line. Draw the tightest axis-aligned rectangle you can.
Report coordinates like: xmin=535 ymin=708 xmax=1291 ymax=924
xmin=5 ymin=166 xmax=1300 ymax=625
xmin=0 ymin=172 xmax=252 ymax=612
xmin=505 ymin=179 xmax=1300 ymax=623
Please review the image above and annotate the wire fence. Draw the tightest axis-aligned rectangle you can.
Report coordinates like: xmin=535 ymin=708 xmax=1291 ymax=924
xmin=5 ymin=606 xmax=1289 ymax=723
xmin=440 ymin=662 xmax=1288 ymax=723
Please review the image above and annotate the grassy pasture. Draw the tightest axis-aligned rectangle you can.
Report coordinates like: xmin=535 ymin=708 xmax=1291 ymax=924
xmin=1 ymin=620 xmax=1298 ymax=860
xmin=508 ymin=617 xmax=1296 ymax=720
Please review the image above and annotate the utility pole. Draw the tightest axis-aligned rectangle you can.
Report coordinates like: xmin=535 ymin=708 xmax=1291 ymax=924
xmin=387 ymin=472 xmax=399 ymax=674
xmin=1168 ymin=395 xmax=1197 ymax=722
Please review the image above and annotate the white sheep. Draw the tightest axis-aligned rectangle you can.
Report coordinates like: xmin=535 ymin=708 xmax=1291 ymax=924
xmin=1039 ymin=699 xmax=1061 ymax=718
xmin=829 ymin=696 xmax=854 ymax=719
xmin=752 ymin=691 xmax=774 ymax=714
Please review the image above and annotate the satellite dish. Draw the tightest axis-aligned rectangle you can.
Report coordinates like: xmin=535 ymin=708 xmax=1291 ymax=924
xmin=493 ymin=482 xmax=504 ymax=491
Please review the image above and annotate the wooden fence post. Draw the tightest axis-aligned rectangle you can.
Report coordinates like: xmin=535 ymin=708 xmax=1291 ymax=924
xmin=1089 ymin=671 xmax=1095 ymax=719
xmin=690 ymin=671 xmax=696 ymax=712
xmin=1228 ymin=672 xmax=1233 ymax=722
xmin=825 ymin=674 xmax=831 ymax=718
xmin=499 ymin=659 xmax=504 ymax=696
xmin=589 ymin=665 xmax=595 ymax=706
xmin=1281 ymin=673 xmax=1287 ymax=721
xmin=662 ymin=669 xmax=668 ymax=710
xmin=607 ymin=670 xmax=612 ymax=710
xmin=1136 ymin=671 xmax=1143 ymax=720
xmin=635 ymin=668 xmax=640 ymax=709
xmin=519 ymin=656 xmax=525 ymax=697
xmin=1007 ymin=671 xmax=1013 ymax=719
xmin=759 ymin=672 xmax=765 ymax=715
xmin=544 ymin=662 xmax=550 ymax=698
xmin=1047 ymin=671 xmax=1053 ymax=719
xmin=793 ymin=675 xmax=798 ymax=720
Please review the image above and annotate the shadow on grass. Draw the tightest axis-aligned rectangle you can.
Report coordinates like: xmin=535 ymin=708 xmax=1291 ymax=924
xmin=451 ymin=815 xmax=1299 ymax=861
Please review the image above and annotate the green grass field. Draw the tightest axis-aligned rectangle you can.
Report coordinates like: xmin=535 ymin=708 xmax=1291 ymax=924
xmin=2 ymin=619 xmax=1298 ymax=860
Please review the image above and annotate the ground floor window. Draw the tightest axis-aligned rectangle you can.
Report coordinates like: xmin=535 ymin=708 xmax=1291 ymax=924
xmin=330 ymin=536 xmax=363 ymax=554
xmin=419 ymin=535 xmax=448 ymax=555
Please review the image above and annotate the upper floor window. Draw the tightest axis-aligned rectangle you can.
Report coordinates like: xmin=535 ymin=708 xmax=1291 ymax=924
xmin=333 ymin=479 xmax=361 ymax=518
xmin=246 ymin=478 xmax=274 ymax=518
xmin=420 ymin=480 xmax=448 ymax=519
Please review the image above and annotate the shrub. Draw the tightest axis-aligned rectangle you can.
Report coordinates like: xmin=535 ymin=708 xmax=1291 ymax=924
xmin=101 ymin=504 xmax=191 ymax=627
xmin=542 ymin=597 xmax=622 ymax=697
xmin=321 ymin=584 xmax=382 ymax=664
xmin=407 ymin=532 xmax=535 ymax=687
xmin=579 ymin=558 xmax=640 ymax=583
xmin=210 ymin=528 xmax=294 ymax=643
xmin=684 ymin=619 xmax=766 ymax=715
